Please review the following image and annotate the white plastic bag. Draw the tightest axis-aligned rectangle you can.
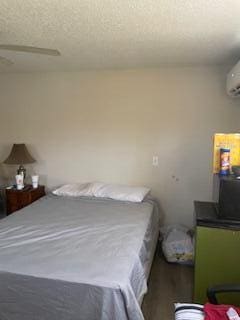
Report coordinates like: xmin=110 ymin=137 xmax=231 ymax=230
xmin=160 ymin=225 xmax=194 ymax=265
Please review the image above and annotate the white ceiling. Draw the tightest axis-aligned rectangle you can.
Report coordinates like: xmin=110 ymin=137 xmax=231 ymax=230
xmin=0 ymin=0 xmax=240 ymax=72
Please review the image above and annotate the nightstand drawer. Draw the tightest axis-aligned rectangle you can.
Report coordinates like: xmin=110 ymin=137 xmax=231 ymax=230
xmin=6 ymin=185 xmax=45 ymax=215
xmin=7 ymin=204 xmax=20 ymax=213
xmin=31 ymin=189 xmax=44 ymax=202
xmin=6 ymin=194 xmax=18 ymax=205
xmin=19 ymin=195 xmax=31 ymax=208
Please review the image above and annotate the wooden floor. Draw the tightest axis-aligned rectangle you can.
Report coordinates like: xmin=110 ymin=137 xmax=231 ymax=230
xmin=142 ymin=253 xmax=193 ymax=320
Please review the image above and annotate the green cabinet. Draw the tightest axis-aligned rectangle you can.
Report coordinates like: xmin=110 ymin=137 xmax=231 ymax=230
xmin=194 ymin=225 xmax=240 ymax=304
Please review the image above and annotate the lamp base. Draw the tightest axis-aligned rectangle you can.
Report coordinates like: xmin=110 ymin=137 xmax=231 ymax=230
xmin=17 ymin=165 xmax=26 ymax=179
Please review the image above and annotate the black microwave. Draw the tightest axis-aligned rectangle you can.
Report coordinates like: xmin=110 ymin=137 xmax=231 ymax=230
xmin=217 ymin=176 xmax=240 ymax=221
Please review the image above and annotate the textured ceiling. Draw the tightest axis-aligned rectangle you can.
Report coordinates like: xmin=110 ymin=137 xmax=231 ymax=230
xmin=0 ymin=0 xmax=240 ymax=72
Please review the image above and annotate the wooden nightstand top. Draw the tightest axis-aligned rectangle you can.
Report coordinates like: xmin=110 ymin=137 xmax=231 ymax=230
xmin=6 ymin=185 xmax=45 ymax=193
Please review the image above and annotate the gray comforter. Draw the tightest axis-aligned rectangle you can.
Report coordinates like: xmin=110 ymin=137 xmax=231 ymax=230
xmin=0 ymin=195 xmax=160 ymax=320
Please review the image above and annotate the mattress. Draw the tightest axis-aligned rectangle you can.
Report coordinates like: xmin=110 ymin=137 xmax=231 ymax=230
xmin=0 ymin=194 xmax=160 ymax=320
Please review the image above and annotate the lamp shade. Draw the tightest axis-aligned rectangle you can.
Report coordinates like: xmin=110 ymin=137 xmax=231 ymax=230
xmin=3 ymin=144 xmax=36 ymax=165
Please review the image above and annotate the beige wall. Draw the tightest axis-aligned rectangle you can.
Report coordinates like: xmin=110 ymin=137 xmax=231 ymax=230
xmin=0 ymin=67 xmax=239 ymax=225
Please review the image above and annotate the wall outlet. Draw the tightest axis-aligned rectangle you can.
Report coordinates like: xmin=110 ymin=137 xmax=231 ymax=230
xmin=152 ymin=156 xmax=159 ymax=166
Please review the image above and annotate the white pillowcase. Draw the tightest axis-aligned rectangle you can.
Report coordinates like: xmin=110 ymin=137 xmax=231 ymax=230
xmin=53 ymin=182 xmax=150 ymax=203
xmin=52 ymin=183 xmax=94 ymax=197
xmin=92 ymin=182 xmax=150 ymax=203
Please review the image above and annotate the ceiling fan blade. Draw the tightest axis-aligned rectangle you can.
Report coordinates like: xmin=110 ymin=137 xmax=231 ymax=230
xmin=0 ymin=45 xmax=60 ymax=56
xmin=0 ymin=56 xmax=13 ymax=66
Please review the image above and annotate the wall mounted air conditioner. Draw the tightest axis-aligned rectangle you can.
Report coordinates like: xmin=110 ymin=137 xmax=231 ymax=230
xmin=227 ymin=60 xmax=240 ymax=97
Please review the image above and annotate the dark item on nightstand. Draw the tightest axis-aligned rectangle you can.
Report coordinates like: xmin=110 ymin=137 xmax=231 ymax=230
xmin=3 ymin=144 xmax=36 ymax=179
xmin=6 ymin=185 xmax=45 ymax=215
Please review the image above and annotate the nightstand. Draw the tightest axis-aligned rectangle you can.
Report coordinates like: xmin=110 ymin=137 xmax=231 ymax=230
xmin=6 ymin=185 xmax=45 ymax=215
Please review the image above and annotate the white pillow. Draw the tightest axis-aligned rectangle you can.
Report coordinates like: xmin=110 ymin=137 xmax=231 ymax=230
xmin=92 ymin=182 xmax=150 ymax=203
xmin=52 ymin=183 xmax=94 ymax=197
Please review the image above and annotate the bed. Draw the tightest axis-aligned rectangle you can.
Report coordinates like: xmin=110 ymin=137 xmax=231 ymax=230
xmin=0 ymin=194 xmax=160 ymax=320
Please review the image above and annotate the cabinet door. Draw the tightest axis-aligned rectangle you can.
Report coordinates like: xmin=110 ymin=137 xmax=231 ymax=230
xmin=18 ymin=193 xmax=31 ymax=208
xmin=31 ymin=189 xmax=44 ymax=202
xmin=7 ymin=203 xmax=19 ymax=214
xmin=6 ymin=193 xmax=19 ymax=214
xmin=194 ymin=226 xmax=240 ymax=304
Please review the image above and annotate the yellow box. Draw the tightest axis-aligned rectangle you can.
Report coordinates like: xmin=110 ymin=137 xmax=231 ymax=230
xmin=213 ymin=133 xmax=240 ymax=173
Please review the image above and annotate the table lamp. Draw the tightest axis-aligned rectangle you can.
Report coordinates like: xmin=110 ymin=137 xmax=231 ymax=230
xmin=3 ymin=144 xmax=36 ymax=179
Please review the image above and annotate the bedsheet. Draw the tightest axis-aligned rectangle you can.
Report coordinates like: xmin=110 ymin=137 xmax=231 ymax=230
xmin=0 ymin=194 xmax=160 ymax=320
